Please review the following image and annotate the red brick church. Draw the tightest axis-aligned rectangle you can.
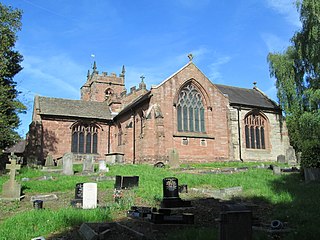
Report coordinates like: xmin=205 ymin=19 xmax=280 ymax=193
xmin=26 ymin=57 xmax=292 ymax=164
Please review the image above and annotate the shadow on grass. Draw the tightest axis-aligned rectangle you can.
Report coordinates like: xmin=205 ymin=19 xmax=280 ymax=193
xmin=18 ymin=172 xmax=320 ymax=240
xmin=266 ymin=173 xmax=320 ymax=240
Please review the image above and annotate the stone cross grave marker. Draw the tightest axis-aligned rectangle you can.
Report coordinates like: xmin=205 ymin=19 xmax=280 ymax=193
xmin=82 ymin=155 xmax=94 ymax=174
xmin=62 ymin=152 xmax=74 ymax=175
xmin=82 ymin=183 xmax=97 ymax=209
xmin=1 ymin=153 xmax=22 ymax=200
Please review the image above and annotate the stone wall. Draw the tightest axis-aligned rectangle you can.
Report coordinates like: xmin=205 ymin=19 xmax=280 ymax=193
xmin=229 ymin=107 xmax=291 ymax=162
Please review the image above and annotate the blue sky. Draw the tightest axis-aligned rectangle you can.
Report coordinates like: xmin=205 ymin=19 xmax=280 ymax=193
xmin=3 ymin=0 xmax=301 ymax=136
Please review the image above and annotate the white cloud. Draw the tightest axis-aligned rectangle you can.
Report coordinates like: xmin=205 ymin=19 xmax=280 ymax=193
xmin=266 ymin=0 xmax=301 ymax=27
xmin=261 ymin=32 xmax=290 ymax=52
xmin=20 ymin=54 xmax=83 ymax=98
xmin=208 ymin=56 xmax=232 ymax=81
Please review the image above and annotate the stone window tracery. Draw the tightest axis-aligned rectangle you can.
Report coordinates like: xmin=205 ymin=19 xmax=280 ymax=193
xmin=71 ymin=123 xmax=98 ymax=153
xmin=177 ymin=83 xmax=205 ymax=132
xmin=244 ymin=113 xmax=266 ymax=149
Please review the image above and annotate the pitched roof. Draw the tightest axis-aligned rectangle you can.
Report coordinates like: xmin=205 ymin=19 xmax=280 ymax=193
xmin=4 ymin=140 xmax=26 ymax=154
xmin=114 ymin=91 xmax=152 ymax=120
xmin=215 ymin=84 xmax=280 ymax=110
xmin=37 ymin=96 xmax=113 ymax=120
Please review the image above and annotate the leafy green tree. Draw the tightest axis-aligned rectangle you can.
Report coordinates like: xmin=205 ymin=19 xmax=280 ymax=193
xmin=0 ymin=3 xmax=26 ymax=151
xmin=268 ymin=0 xmax=320 ymax=167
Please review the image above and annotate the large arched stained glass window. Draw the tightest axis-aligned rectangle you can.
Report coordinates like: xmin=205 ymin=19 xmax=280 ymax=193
xmin=71 ymin=123 xmax=98 ymax=154
xmin=244 ymin=113 xmax=266 ymax=149
xmin=177 ymin=83 xmax=205 ymax=132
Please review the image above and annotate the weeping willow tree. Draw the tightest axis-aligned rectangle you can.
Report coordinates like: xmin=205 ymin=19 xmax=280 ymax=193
xmin=268 ymin=0 xmax=320 ymax=167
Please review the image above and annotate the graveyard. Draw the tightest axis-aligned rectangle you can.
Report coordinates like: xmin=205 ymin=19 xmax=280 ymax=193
xmin=0 ymin=158 xmax=320 ymax=240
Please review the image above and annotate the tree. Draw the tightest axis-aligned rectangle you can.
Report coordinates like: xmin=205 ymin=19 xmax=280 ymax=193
xmin=0 ymin=3 xmax=26 ymax=151
xmin=268 ymin=0 xmax=320 ymax=168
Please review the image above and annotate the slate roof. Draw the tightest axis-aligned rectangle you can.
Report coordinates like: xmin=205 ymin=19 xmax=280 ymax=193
xmin=114 ymin=91 xmax=152 ymax=120
xmin=215 ymin=84 xmax=280 ymax=110
xmin=37 ymin=96 xmax=113 ymax=120
xmin=4 ymin=140 xmax=26 ymax=154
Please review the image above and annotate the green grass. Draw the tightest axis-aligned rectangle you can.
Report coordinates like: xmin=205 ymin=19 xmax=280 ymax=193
xmin=0 ymin=207 xmax=109 ymax=240
xmin=0 ymin=162 xmax=319 ymax=239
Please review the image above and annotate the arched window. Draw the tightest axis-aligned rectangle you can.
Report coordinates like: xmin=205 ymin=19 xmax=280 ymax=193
xmin=244 ymin=113 xmax=266 ymax=149
xmin=71 ymin=123 xmax=98 ymax=153
xmin=177 ymin=83 xmax=205 ymax=132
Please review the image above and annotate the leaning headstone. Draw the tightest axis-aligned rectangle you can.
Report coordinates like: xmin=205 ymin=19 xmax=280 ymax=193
xmin=286 ymin=146 xmax=297 ymax=165
xmin=168 ymin=149 xmax=180 ymax=168
xmin=277 ymin=155 xmax=286 ymax=164
xmin=45 ymin=155 xmax=54 ymax=167
xmin=82 ymin=155 xmax=94 ymax=174
xmin=82 ymin=183 xmax=97 ymax=209
xmin=98 ymin=160 xmax=109 ymax=173
xmin=0 ymin=153 xmax=23 ymax=201
xmin=62 ymin=152 xmax=74 ymax=175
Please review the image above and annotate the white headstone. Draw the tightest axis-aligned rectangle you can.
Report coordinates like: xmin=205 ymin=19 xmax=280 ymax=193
xmin=98 ymin=160 xmax=109 ymax=172
xmin=82 ymin=183 xmax=97 ymax=209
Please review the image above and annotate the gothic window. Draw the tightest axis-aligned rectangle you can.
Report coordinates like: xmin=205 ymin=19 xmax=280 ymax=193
xmin=71 ymin=123 xmax=98 ymax=154
xmin=244 ymin=113 xmax=266 ymax=149
xmin=177 ymin=83 xmax=205 ymax=132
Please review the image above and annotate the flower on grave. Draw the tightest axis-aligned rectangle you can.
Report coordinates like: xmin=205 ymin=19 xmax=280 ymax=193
xmin=112 ymin=189 xmax=123 ymax=199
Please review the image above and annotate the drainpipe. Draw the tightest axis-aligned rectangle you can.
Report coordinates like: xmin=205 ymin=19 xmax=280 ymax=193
xmin=107 ymin=124 xmax=111 ymax=153
xmin=132 ymin=111 xmax=136 ymax=164
xmin=237 ymin=108 xmax=243 ymax=162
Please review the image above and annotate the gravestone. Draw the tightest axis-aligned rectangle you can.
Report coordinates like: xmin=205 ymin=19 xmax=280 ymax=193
xmin=115 ymin=175 xmax=139 ymax=189
xmin=168 ymin=149 xmax=180 ymax=168
xmin=70 ymin=183 xmax=84 ymax=208
xmin=286 ymin=146 xmax=297 ymax=165
xmin=277 ymin=155 xmax=286 ymax=164
xmin=83 ymin=183 xmax=97 ymax=209
xmin=45 ymin=155 xmax=54 ymax=167
xmin=75 ymin=183 xmax=84 ymax=200
xmin=161 ymin=177 xmax=191 ymax=208
xmin=273 ymin=166 xmax=281 ymax=175
xmin=163 ymin=177 xmax=180 ymax=199
xmin=0 ymin=153 xmax=22 ymax=201
xmin=98 ymin=160 xmax=109 ymax=173
xmin=62 ymin=152 xmax=74 ymax=175
xmin=82 ymin=155 xmax=94 ymax=174
xmin=219 ymin=203 xmax=252 ymax=240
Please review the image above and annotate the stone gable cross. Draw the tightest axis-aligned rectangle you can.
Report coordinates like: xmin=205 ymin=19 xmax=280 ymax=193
xmin=6 ymin=153 xmax=21 ymax=186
